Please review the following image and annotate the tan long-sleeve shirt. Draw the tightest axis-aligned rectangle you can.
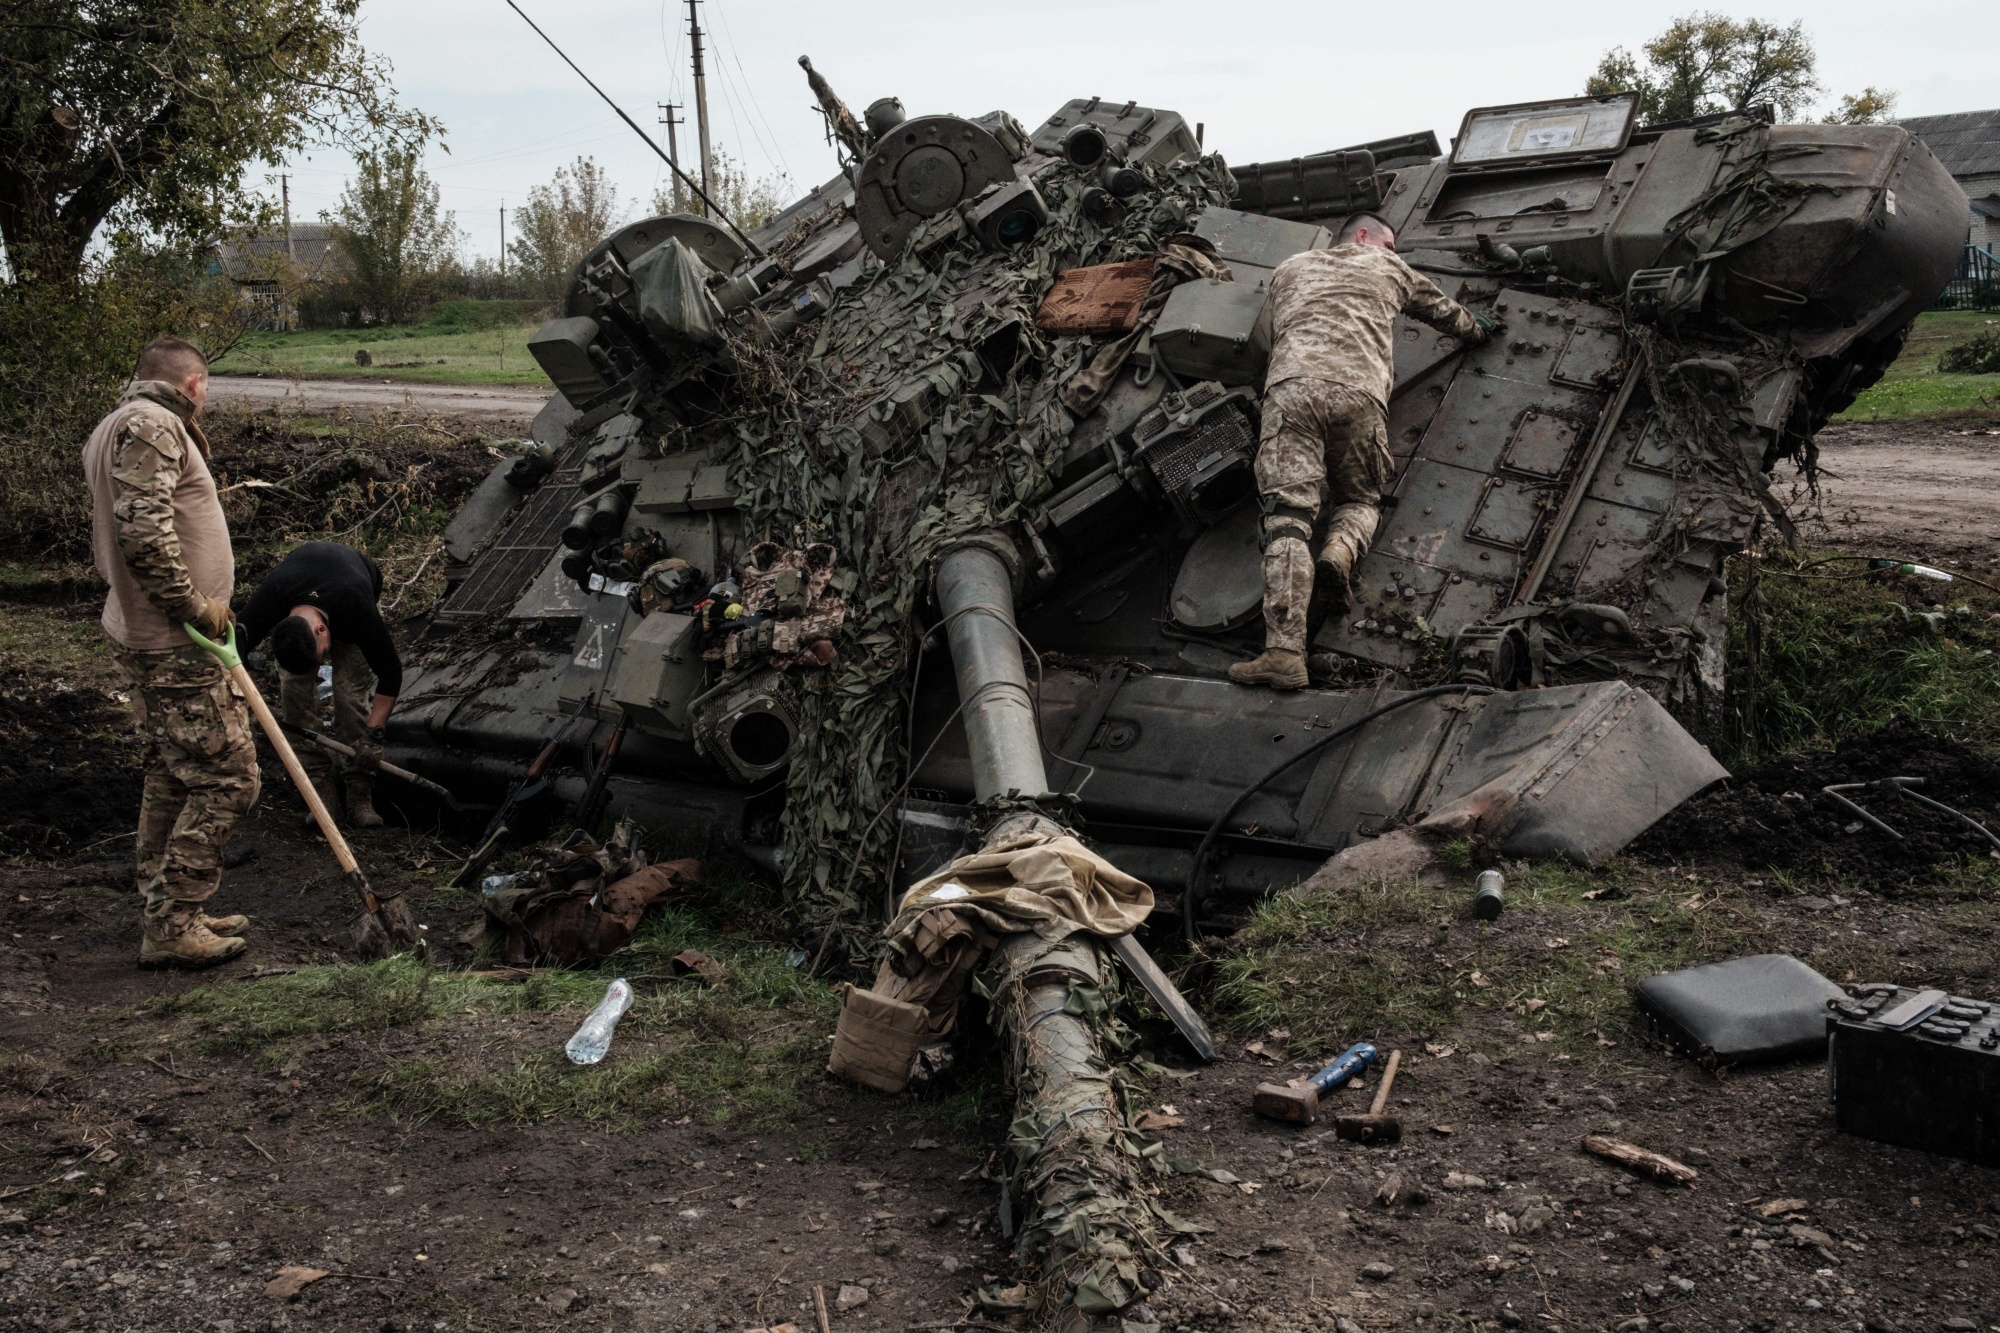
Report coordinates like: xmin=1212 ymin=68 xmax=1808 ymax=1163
xmin=1264 ymin=244 xmax=1480 ymax=407
xmin=83 ymin=381 xmax=234 ymax=651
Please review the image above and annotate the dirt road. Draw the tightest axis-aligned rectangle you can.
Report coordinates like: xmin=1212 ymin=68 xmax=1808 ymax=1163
xmin=209 ymin=375 xmax=550 ymax=430
xmin=1795 ymin=417 xmax=2000 ymax=566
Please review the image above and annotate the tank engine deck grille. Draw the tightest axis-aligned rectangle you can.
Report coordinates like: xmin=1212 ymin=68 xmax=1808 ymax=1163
xmin=434 ymin=437 xmax=591 ymax=626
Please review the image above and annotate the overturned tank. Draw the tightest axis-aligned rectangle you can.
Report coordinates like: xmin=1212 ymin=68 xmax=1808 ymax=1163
xmin=396 ymin=74 xmax=1965 ymax=1326
xmin=406 ymin=86 xmax=1964 ymax=922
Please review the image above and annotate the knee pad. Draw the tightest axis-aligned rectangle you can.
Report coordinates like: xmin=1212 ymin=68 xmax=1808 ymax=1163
xmin=1259 ymin=505 xmax=1315 ymax=551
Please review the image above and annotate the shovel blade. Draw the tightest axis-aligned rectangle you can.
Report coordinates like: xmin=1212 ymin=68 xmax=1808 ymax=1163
xmin=348 ymin=907 xmax=395 ymax=958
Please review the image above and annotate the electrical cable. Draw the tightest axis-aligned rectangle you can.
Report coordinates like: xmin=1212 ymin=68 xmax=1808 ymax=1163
xmin=1181 ymin=683 xmax=1494 ymax=943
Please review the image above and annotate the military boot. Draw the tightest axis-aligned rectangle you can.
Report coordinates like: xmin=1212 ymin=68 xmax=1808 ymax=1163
xmin=140 ymin=906 xmax=247 ymax=969
xmin=344 ymin=775 xmax=384 ymax=829
xmin=1315 ymin=533 xmax=1362 ymax=614
xmin=1227 ymin=648 xmax=1309 ymax=690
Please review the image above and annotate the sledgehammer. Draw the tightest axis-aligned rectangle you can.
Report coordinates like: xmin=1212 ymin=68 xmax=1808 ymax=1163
xmin=1252 ymin=1041 xmax=1375 ymax=1125
xmin=1335 ymin=1048 xmax=1403 ymax=1144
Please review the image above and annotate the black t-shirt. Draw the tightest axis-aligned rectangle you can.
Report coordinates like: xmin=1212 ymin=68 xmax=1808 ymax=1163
xmin=240 ymin=541 xmax=403 ymax=697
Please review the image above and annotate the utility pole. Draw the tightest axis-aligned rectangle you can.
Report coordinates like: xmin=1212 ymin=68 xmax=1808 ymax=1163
xmin=281 ymin=174 xmax=295 ymax=262
xmin=687 ymin=0 xmax=714 ymax=218
xmin=499 ymin=203 xmax=506 ymax=280
xmin=656 ymin=103 xmax=686 ymax=212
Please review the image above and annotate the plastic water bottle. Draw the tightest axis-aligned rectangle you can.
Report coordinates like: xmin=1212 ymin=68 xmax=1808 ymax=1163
xmin=315 ymin=664 xmax=333 ymax=701
xmin=1474 ymin=869 xmax=1505 ymax=921
xmin=565 ymin=978 xmax=634 ymax=1065
xmin=479 ymin=873 xmax=517 ymax=899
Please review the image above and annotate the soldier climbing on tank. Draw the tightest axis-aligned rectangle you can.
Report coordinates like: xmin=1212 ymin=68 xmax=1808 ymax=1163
xmin=239 ymin=541 xmax=404 ymax=828
xmin=1228 ymin=213 xmax=1500 ymax=690
xmin=84 ymin=337 xmax=261 ymax=968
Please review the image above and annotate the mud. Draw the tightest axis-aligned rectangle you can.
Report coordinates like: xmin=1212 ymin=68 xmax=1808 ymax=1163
xmin=1634 ymin=721 xmax=2000 ymax=890
xmin=0 ymin=670 xmax=143 ymax=859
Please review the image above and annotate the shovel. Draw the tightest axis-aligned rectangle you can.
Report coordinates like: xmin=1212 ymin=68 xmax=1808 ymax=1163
xmin=185 ymin=623 xmax=423 ymax=958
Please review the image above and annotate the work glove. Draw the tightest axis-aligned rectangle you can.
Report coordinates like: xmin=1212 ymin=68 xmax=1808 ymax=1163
xmin=1470 ymin=311 xmax=1504 ymax=344
xmin=351 ymin=725 xmax=386 ymax=774
xmin=188 ymin=595 xmax=234 ymax=642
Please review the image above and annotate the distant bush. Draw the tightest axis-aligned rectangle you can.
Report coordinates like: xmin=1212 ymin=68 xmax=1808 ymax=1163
xmin=1938 ymin=327 xmax=2000 ymax=374
xmin=423 ymin=298 xmax=548 ymax=332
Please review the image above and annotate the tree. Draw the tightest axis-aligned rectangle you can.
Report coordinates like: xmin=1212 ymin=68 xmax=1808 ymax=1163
xmin=326 ymin=147 xmax=461 ymax=323
xmin=1825 ymin=87 xmax=1900 ymax=126
xmin=509 ymin=157 xmax=622 ymax=301
xmin=1585 ymin=13 xmax=1822 ymax=124
xmin=0 ymin=0 xmax=437 ymax=287
xmin=649 ymin=146 xmax=796 ymax=233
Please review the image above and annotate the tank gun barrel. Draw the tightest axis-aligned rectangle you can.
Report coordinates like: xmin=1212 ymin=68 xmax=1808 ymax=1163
xmin=798 ymin=55 xmax=869 ymax=163
xmin=934 ymin=537 xmax=1156 ymax=1326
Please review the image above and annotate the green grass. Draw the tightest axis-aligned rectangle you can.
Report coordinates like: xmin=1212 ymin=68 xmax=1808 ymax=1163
xmin=1837 ymin=310 xmax=2000 ymax=421
xmin=148 ymin=898 xmax=846 ymax=1130
xmin=211 ymin=299 xmax=552 ymax=386
xmin=1729 ymin=552 xmax=2000 ymax=761
xmin=1212 ymin=859 xmax=1749 ymax=1061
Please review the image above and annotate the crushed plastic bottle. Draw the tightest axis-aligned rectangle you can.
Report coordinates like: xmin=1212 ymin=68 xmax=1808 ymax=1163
xmin=315 ymin=663 xmax=334 ymax=701
xmin=479 ymin=873 xmax=518 ymax=899
xmin=565 ymin=978 xmax=634 ymax=1065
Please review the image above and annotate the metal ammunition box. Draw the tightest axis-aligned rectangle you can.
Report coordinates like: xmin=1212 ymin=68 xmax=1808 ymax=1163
xmin=1150 ymin=278 xmax=1270 ymax=386
xmin=1828 ymin=984 xmax=2000 ymax=1166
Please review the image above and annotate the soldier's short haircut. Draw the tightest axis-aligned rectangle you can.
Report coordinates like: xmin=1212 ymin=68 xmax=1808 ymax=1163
xmin=1338 ymin=213 xmax=1395 ymax=243
xmin=270 ymin=615 xmax=319 ymax=675
xmin=134 ymin=336 xmax=208 ymax=385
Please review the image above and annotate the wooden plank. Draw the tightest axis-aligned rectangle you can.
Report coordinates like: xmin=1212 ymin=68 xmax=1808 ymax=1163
xmin=1035 ymin=259 xmax=1156 ymax=335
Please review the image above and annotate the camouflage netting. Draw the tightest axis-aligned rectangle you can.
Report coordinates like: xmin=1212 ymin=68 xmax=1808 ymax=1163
xmin=716 ymin=153 xmax=1239 ymax=967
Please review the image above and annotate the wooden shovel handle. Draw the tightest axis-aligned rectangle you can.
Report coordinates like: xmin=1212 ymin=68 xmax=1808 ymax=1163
xmin=230 ymin=662 xmax=362 ymax=880
xmin=1370 ymin=1049 xmax=1401 ymax=1116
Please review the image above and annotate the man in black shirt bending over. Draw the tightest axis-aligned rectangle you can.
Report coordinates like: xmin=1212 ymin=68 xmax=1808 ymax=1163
xmin=240 ymin=541 xmax=404 ymax=828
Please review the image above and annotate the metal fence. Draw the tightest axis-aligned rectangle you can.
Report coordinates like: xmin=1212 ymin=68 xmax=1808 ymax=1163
xmin=1933 ymin=244 xmax=2000 ymax=310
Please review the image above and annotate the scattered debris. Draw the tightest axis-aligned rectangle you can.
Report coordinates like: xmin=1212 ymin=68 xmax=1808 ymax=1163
xmin=1756 ymin=1197 xmax=1809 ymax=1217
xmin=470 ymin=822 xmax=701 ymax=965
xmin=668 ymin=948 xmax=726 ymax=988
xmin=1581 ymin=1134 xmax=1700 ymax=1185
xmin=1133 ymin=1109 xmax=1186 ymax=1131
xmin=263 ymin=1266 xmax=328 ymax=1301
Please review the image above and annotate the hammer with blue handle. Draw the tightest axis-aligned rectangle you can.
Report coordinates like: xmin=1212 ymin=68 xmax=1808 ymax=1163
xmin=1252 ymin=1041 xmax=1377 ymax=1125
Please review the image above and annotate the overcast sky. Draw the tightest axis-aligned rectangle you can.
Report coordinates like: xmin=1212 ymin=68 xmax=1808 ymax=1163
xmin=266 ymin=0 xmax=1995 ymax=261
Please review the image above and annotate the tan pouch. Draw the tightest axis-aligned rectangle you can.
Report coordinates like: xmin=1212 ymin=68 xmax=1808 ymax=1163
xmin=827 ymin=984 xmax=929 ymax=1093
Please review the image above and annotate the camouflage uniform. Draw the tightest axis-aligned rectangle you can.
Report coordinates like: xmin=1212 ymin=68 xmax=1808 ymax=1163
xmin=117 ymin=645 xmax=261 ymax=915
xmin=84 ymin=382 xmax=258 ymax=925
xmin=1252 ymin=245 xmax=1482 ymax=654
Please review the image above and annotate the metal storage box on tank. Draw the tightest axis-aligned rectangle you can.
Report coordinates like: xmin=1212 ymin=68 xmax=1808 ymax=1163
xmin=1151 ymin=278 xmax=1271 ymax=386
xmin=605 ymin=611 xmax=705 ymax=738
